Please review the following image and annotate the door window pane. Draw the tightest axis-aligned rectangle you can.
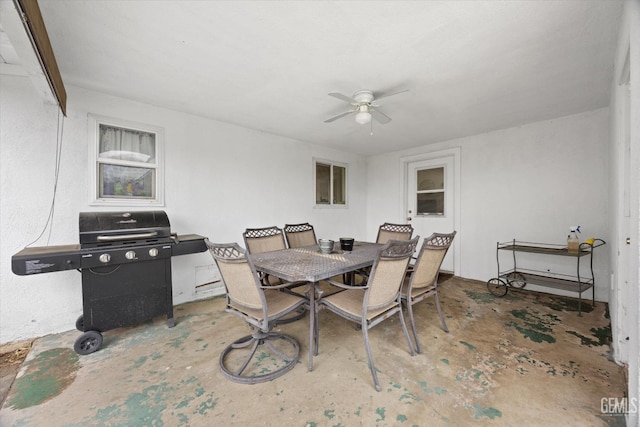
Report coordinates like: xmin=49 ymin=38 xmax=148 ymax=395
xmin=416 ymin=166 xmax=445 ymax=215
xmin=417 ymin=193 xmax=444 ymax=215
xmin=417 ymin=167 xmax=444 ymax=191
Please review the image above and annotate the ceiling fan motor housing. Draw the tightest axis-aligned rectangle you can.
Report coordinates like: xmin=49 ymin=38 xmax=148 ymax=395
xmin=353 ymin=90 xmax=374 ymax=104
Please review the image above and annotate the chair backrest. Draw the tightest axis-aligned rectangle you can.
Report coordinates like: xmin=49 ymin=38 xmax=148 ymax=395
xmin=243 ymin=226 xmax=286 ymax=254
xmin=409 ymin=231 xmax=456 ymax=290
xmin=283 ymin=223 xmax=317 ymax=248
xmin=376 ymin=222 xmax=414 ymax=244
xmin=206 ymin=240 xmax=265 ymax=311
xmin=366 ymin=236 xmax=419 ymax=310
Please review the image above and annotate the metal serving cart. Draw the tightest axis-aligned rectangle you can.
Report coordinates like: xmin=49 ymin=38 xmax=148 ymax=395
xmin=486 ymin=238 xmax=606 ymax=315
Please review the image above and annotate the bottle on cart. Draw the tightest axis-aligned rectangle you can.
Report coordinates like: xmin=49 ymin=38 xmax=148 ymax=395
xmin=567 ymin=225 xmax=580 ymax=254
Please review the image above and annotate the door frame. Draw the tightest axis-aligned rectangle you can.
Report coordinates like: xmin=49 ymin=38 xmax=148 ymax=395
xmin=400 ymin=147 xmax=461 ymax=275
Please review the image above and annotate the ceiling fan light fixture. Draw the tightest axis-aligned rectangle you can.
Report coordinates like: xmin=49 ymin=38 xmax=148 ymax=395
xmin=326 ymin=88 xmax=406 ymax=126
xmin=355 ymin=111 xmax=372 ymax=125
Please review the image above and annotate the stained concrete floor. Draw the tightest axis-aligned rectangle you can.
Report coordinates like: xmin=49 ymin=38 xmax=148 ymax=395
xmin=0 ymin=277 xmax=628 ymax=426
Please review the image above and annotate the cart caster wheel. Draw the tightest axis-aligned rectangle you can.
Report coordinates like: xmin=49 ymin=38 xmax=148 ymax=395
xmin=75 ymin=315 xmax=84 ymax=332
xmin=74 ymin=330 xmax=103 ymax=355
xmin=506 ymin=272 xmax=527 ymax=288
xmin=487 ymin=278 xmax=508 ymax=297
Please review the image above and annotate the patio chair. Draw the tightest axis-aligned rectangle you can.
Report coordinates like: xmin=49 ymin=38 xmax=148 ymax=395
xmin=206 ymin=240 xmax=306 ymax=384
xmin=243 ymin=226 xmax=287 ymax=256
xmin=319 ymin=236 xmax=419 ymax=391
xmin=376 ymin=222 xmax=414 ymax=244
xmin=401 ymin=231 xmax=456 ymax=354
xmin=354 ymin=222 xmax=415 ymax=279
xmin=243 ymin=225 xmax=306 ymax=321
xmin=283 ymin=223 xmax=317 ymax=248
xmin=243 ymin=225 xmax=291 ymax=286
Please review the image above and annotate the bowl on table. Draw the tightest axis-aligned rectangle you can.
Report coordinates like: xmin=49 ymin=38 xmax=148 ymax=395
xmin=318 ymin=239 xmax=335 ymax=254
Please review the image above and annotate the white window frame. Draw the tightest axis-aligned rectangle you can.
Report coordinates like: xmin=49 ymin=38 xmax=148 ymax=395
xmin=313 ymin=158 xmax=348 ymax=208
xmin=88 ymin=114 xmax=165 ymax=207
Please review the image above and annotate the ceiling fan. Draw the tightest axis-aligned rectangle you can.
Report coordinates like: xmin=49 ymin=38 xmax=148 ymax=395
xmin=324 ymin=89 xmax=409 ymax=125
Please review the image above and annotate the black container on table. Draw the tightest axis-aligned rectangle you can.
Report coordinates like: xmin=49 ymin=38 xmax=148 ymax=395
xmin=340 ymin=238 xmax=354 ymax=251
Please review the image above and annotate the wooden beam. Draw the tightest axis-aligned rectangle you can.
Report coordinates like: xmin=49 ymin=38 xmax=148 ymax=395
xmin=2 ymin=0 xmax=67 ymax=115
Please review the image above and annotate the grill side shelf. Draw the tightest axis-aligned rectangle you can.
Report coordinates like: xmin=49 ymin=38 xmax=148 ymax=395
xmin=12 ymin=244 xmax=81 ymax=275
xmin=171 ymin=234 xmax=207 ymax=256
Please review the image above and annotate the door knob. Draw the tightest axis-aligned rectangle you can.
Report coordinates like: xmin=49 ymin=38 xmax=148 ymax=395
xmin=407 ymin=217 xmax=412 ymax=221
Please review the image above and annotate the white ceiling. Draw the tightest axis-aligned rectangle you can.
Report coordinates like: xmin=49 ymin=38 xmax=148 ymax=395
xmin=30 ymin=1 xmax=623 ymax=156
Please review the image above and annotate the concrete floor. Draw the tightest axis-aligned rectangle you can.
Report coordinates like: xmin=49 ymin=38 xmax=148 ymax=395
xmin=0 ymin=277 xmax=628 ymax=426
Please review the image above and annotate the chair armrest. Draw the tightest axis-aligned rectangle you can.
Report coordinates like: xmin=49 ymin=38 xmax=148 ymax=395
xmin=323 ymin=278 xmax=368 ymax=290
xmin=260 ymin=280 xmax=307 ymax=290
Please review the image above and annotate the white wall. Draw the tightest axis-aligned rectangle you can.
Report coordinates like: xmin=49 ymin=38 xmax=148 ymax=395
xmin=367 ymin=108 xmax=611 ymax=302
xmin=0 ymin=77 xmax=368 ymax=344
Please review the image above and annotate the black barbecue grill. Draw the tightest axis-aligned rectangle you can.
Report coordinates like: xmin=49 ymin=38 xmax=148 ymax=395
xmin=12 ymin=210 xmax=207 ymax=355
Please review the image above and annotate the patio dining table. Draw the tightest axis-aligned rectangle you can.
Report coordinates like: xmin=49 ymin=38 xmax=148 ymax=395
xmin=250 ymin=241 xmax=382 ymax=371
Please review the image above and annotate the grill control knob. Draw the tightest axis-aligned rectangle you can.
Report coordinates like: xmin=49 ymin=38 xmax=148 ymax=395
xmin=99 ymin=253 xmax=111 ymax=264
xmin=125 ymin=251 xmax=136 ymax=260
xmin=148 ymin=248 xmax=159 ymax=257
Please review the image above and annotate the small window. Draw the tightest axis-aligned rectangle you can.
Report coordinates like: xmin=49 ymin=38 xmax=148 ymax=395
xmin=89 ymin=115 xmax=164 ymax=206
xmin=416 ymin=167 xmax=444 ymax=215
xmin=315 ymin=160 xmax=347 ymax=206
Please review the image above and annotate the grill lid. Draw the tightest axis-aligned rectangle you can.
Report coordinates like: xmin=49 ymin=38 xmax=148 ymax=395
xmin=79 ymin=211 xmax=171 ymax=245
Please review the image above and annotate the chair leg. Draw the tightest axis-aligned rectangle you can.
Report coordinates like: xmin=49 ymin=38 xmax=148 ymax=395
xmin=406 ymin=299 xmax=422 ymax=354
xmin=398 ymin=304 xmax=415 ymax=357
xmin=313 ymin=285 xmax=321 ymax=356
xmin=313 ymin=302 xmax=320 ymax=356
xmin=434 ymin=292 xmax=449 ymax=333
xmin=361 ymin=325 xmax=381 ymax=391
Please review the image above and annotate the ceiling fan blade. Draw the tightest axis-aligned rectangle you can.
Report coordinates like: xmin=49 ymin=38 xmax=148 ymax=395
xmin=370 ymin=108 xmax=392 ymax=124
xmin=371 ymin=89 xmax=410 ymax=106
xmin=324 ymin=110 xmax=355 ymax=123
xmin=328 ymin=92 xmax=358 ymax=104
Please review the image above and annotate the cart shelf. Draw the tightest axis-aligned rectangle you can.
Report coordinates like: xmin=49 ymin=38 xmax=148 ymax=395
xmin=488 ymin=239 xmax=605 ymax=315
xmin=497 ymin=243 xmax=593 ymax=257
xmin=501 ymin=270 xmax=593 ymax=293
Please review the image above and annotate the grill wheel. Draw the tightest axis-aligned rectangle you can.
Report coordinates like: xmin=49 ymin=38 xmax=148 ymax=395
xmin=74 ymin=330 xmax=103 ymax=355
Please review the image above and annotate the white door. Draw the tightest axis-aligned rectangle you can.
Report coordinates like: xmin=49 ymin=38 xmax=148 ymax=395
xmin=615 ymin=77 xmax=632 ymax=361
xmin=407 ymin=156 xmax=456 ymax=272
